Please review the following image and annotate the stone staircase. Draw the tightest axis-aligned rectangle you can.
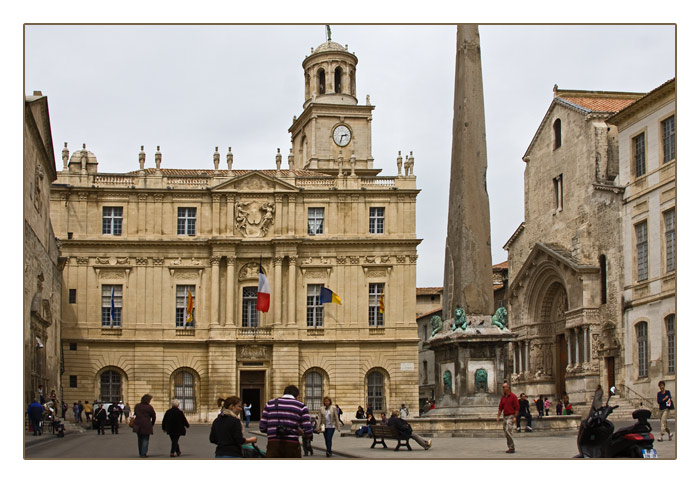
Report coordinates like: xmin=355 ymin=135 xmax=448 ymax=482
xmin=606 ymin=394 xmax=656 ymax=420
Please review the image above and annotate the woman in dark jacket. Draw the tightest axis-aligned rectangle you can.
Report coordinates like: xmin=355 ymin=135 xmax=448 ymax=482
xmin=133 ymin=394 xmax=156 ymax=458
xmin=209 ymin=396 xmax=257 ymax=458
xmin=162 ymin=399 xmax=190 ymax=457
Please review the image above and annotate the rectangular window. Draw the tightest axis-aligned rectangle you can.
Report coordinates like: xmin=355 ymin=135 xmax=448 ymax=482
xmin=69 ymin=289 xmax=77 ymax=304
xmin=553 ymin=174 xmax=563 ymax=211
xmin=101 ymin=285 xmax=122 ymax=327
xmin=69 ymin=375 xmax=78 ymax=388
xmin=666 ymin=315 xmax=675 ymax=374
xmin=69 ymin=343 xmax=77 ymax=351
xmin=307 ymin=207 xmax=324 ymax=235
xmin=369 ymin=283 xmax=385 ymax=327
xmin=664 ymin=209 xmax=676 ymax=273
xmin=102 ymin=206 xmax=123 ymax=235
xmin=369 ymin=207 xmax=385 ymax=234
xmin=175 ymin=285 xmax=196 ymax=327
xmin=177 ymin=207 xmax=197 ymax=236
xmin=633 ymin=133 xmax=646 ymax=178
xmin=662 ymin=115 xmax=675 ymax=163
xmin=635 ymin=221 xmax=648 ymax=281
xmin=637 ymin=322 xmax=649 ymax=378
xmin=306 ymin=284 xmax=324 ymax=327
xmin=241 ymin=286 xmax=259 ymax=327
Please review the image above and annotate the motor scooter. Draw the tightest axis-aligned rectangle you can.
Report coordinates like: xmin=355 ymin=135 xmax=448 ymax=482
xmin=575 ymin=386 xmax=656 ymax=458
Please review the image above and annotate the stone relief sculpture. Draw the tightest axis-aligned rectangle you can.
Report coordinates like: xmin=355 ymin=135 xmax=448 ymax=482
xmin=491 ymin=306 xmax=507 ymax=329
xmin=443 ymin=370 xmax=452 ymax=394
xmin=430 ymin=315 xmax=443 ymax=337
xmin=452 ymin=305 xmax=467 ymax=331
xmin=234 ymin=200 xmax=275 ymax=237
xmin=474 ymin=368 xmax=488 ymax=393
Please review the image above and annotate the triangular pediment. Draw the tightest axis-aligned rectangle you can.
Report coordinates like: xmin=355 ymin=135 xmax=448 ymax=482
xmin=510 ymin=242 xmax=598 ymax=291
xmin=212 ymin=171 xmax=299 ymax=192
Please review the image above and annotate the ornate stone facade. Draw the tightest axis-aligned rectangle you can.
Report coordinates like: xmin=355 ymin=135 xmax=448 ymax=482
xmin=50 ymin=38 xmax=420 ymax=421
xmin=505 ymin=87 xmax=645 ymax=405
xmin=24 ymin=92 xmax=64 ymax=406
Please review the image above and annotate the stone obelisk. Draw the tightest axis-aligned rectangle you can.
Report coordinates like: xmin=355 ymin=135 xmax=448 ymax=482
xmin=442 ymin=24 xmax=494 ymax=322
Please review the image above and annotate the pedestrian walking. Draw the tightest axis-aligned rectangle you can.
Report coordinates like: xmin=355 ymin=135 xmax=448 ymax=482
xmin=109 ymin=402 xmax=120 ymax=434
xmin=133 ymin=394 xmax=156 ymax=458
xmin=337 ymin=405 xmax=344 ymax=426
xmin=535 ymin=395 xmax=545 ymax=418
xmin=94 ymin=403 xmax=107 ymax=435
xmin=73 ymin=402 xmax=81 ymax=423
xmin=516 ymin=393 xmax=533 ymax=432
xmin=209 ymin=396 xmax=257 ymax=458
xmin=497 ymin=382 xmax=519 ymax=453
xmin=657 ymin=381 xmax=675 ymax=441
xmin=243 ymin=403 xmax=251 ymax=428
xmin=118 ymin=400 xmax=125 ymax=423
xmin=258 ymin=385 xmax=313 ymax=458
xmin=123 ymin=402 xmax=131 ymax=421
xmin=317 ymin=396 xmax=341 ymax=457
xmin=27 ymin=399 xmax=44 ymax=436
xmin=387 ymin=409 xmax=432 ymax=449
xmin=544 ymin=397 xmax=550 ymax=416
xmin=162 ymin=399 xmax=190 ymax=457
xmin=400 ymin=403 xmax=409 ymax=419
xmin=82 ymin=400 xmax=93 ymax=422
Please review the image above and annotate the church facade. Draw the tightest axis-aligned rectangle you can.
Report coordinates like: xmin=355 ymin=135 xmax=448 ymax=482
xmin=50 ymin=38 xmax=421 ymax=420
xmin=505 ymin=86 xmax=645 ymax=405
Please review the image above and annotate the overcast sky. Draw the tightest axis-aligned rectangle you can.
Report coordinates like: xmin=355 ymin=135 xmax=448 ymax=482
xmin=24 ymin=24 xmax=675 ymax=287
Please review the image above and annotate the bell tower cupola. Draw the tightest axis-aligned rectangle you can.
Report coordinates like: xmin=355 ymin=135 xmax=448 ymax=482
xmin=289 ymin=27 xmax=378 ymax=176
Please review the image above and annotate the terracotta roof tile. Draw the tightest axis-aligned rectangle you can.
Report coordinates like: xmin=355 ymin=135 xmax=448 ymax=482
xmin=493 ymin=261 xmax=508 ymax=269
xmin=416 ymin=287 xmax=443 ymax=295
xmin=558 ymin=96 xmax=640 ymax=113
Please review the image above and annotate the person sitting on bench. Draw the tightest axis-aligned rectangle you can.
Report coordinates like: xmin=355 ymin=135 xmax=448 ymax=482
xmin=355 ymin=411 xmax=377 ymax=437
xmin=387 ymin=410 xmax=432 ymax=450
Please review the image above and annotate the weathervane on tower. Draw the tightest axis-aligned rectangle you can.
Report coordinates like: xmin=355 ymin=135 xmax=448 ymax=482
xmin=326 ymin=25 xmax=332 ymax=42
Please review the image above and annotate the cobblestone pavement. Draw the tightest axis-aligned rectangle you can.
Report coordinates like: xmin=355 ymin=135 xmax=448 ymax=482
xmin=25 ymin=419 xmax=675 ymax=460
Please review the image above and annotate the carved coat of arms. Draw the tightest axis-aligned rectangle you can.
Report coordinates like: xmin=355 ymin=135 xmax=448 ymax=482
xmin=235 ymin=200 xmax=275 ymax=237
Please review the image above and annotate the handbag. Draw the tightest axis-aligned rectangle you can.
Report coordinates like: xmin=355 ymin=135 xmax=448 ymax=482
xmin=128 ymin=416 xmax=135 ymax=428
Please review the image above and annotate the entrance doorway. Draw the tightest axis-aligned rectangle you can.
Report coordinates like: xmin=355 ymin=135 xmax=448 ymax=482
xmin=240 ymin=370 xmax=266 ymax=421
xmin=555 ymin=334 xmax=567 ymax=397
xmin=606 ymin=357 xmax=615 ymax=390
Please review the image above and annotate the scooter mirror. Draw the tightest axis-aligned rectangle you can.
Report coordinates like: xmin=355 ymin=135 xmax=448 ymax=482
xmin=609 ymin=386 xmax=616 ymax=395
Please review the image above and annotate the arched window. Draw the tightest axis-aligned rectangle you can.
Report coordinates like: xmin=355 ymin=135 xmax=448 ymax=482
xmin=599 ymin=255 xmax=607 ymax=304
xmin=334 ymin=66 xmax=343 ymax=93
xmin=304 ymin=371 xmax=323 ymax=411
xmin=318 ymin=69 xmax=326 ymax=95
xmin=636 ymin=322 xmax=649 ymax=378
xmin=553 ymin=118 xmax=562 ymax=149
xmin=100 ymin=370 xmax=122 ymax=402
xmin=367 ymin=370 xmax=385 ymax=411
xmin=174 ymin=370 xmax=196 ymax=412
xmin=665 ymin=314 xmax=675 ymax=374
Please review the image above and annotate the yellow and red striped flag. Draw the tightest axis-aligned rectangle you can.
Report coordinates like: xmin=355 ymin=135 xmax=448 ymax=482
xmin=186 ymin=289 xmax=194 ymax=323
xmin=379 ymin=291 xmax=385 ymax=314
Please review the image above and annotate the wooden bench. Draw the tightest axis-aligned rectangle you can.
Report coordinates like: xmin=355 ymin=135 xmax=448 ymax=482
xmin=370 ymin=424 xmax=412 ymax=451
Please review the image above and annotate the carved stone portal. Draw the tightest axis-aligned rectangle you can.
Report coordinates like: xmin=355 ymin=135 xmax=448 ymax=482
xmin=234 ymin=199 xmax=275 ymax=237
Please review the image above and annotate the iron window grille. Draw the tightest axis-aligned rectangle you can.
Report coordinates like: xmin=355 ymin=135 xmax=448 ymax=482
xmin=304 ymin=371 xmax=323 ymax=411
xmin=367 ymin=371 xmax=385 ymax=411
xmin=174 ymin=370 xmax=196 ymax=412
xmin=100 ymin=370 xmax=121 ymax=402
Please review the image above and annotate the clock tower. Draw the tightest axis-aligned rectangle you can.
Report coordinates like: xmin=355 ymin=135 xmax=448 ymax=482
xmin=289 ymin=38 xmax=379 ymax=175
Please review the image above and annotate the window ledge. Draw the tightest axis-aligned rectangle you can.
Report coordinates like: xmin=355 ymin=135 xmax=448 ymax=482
xmin=369 ymin=327 xmax=385 ymax=335
xmin=307 ymin=328 xmax=325 ymax=336
xmin=176 ymin=328 xmax=195 ymax=336
xmin=101 ymin=327 xmax=122 ymax=336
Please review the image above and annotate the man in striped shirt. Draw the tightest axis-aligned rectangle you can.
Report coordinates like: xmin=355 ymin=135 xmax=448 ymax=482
xmin=259 ymin=385 xmax=313 ymax=458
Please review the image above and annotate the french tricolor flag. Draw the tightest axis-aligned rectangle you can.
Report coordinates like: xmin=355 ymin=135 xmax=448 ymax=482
xmin=256 ymin=269 xmax=270 ymax=313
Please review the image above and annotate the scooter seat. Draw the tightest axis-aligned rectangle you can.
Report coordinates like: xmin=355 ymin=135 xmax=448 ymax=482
xmin=632 ymin=409 xmax=651 ymax=421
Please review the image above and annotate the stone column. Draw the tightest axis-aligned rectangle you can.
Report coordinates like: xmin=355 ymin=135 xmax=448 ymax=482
xmin=311 ymin=117 xmax=317 ymax=160
xmin=566 ymin=331 xmax=572 ymax=368
xmin=525 ymin=341 xmax=530 ymax=372
xmin=288 ymin=195 xmax=296 ymax=235
xmin=210 ymin=257 xmax=220 ymax=325
xmin=442 ymin=24 xmax=494 ymax=320
xmin=273 ymin=257 xmax=283 ymax=326
xmin=574 ymin=327 xmax=580 ymax=366
xmin=287 ymin=256 xmax=297 ymax=326
xmin=212 ymin=195 xmax=221 ymax=236
xmin=583 ymin=327 xmax=589 ymax=363
xmin=226 ymin=195 xmax=234 ymax=235
xmin=518 ymin=342 xmax=523 ymax=374
xmin=513 ymin=344 xmax=518 ymax=374
xmin=226 ymin=257 xmax=235 ymax=326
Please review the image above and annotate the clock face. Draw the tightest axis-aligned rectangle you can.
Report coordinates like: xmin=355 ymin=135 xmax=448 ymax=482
xmin=333 ymin=125 xmax=351 ymax=147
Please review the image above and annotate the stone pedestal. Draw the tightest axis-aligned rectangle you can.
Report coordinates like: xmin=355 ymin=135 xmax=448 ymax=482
xmin=427 ymin=320 xmax=515 ymax=417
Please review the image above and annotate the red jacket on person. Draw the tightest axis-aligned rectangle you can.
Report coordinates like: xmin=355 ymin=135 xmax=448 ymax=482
xmin=499 ymin=392 xmax=520 ymax=416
